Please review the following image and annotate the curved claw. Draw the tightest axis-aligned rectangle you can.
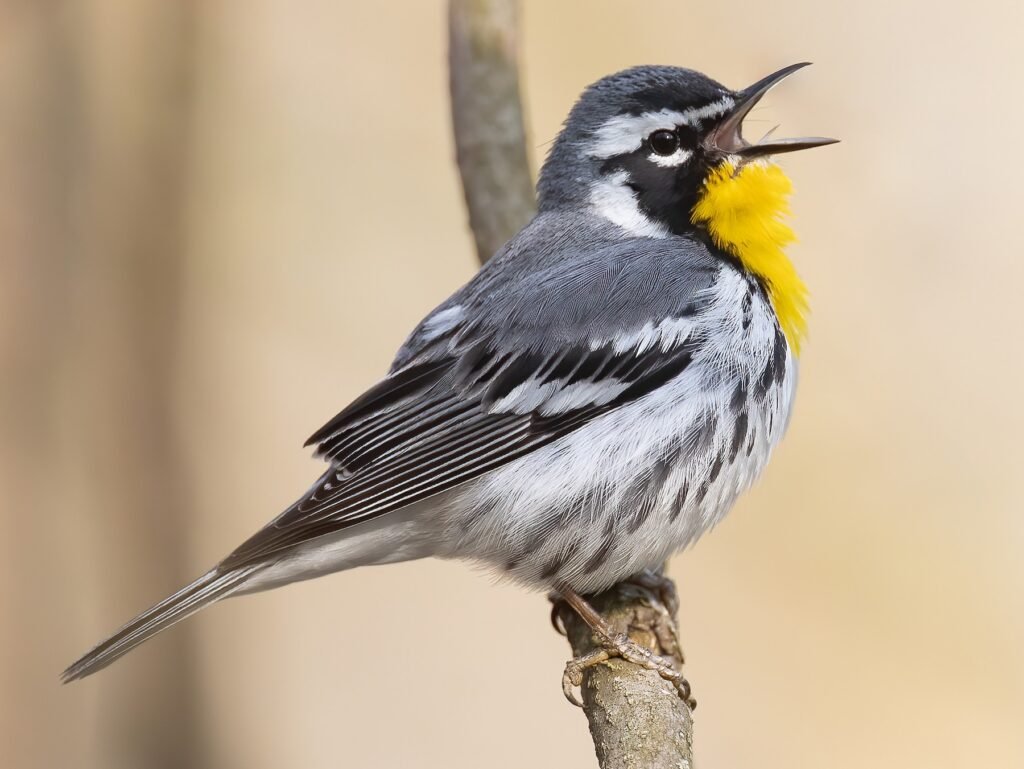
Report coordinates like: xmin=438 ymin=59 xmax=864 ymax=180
xmin=550 ymin=602 xmax=567 ymax=636
xmin=667 ymin=673 xmax=696 ymax=710
xmin=547 ymin=591 xmax=569 ymax=636
xmin=562 ymin=669 xmax=584 ymax=707
xmin=561 ymin=648 xmax=611 ymax=708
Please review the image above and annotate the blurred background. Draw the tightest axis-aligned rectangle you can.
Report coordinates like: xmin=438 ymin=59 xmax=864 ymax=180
xmin=3 ymin=1 xmax=1022 ymax=767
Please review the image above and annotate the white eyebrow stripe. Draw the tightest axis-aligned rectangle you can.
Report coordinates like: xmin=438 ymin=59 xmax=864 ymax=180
xmin=585 ymin=96 xmax=737 ymax=159
xmin=586 ymin=109 xmax=687 ymax=159
xmin=681 ymin=95 xmax=736 ymax=127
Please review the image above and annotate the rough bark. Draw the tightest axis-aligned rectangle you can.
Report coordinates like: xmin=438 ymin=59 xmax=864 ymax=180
xmin=448 ymin=0 xmax=536 ymax=262
xmin=447 ymin=3 xmax=695 ymax=767
xmin=555 ymin=584 xmax=694 ymax=769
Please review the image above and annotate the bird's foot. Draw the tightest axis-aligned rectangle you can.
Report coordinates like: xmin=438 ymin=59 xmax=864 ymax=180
xmin=561 ymin=631 xmax=694 ymax=708
xmin=561 ymin=647 xmax=609 ymax=706
xmin=620 ymin=569 xmax=684 ymax=663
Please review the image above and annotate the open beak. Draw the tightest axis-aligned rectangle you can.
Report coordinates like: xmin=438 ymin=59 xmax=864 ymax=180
xmin=707 ymin=62 xmax=839 ymax=158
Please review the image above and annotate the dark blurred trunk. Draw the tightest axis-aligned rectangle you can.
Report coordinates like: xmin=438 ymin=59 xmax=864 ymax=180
xmin=63 ymin=2 xmax=206 ymax=768
xmin=0 ymin=2 xmax=205 ymax=768
xmin=0 ymin=3 xmax=80 ymax=768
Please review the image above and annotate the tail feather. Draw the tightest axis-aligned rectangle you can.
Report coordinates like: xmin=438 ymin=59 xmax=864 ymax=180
xmin=61 ymin=565 xmax=264 ymax=683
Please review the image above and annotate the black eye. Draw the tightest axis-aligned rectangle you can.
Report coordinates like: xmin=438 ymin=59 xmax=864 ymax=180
xmin=648 ymin=129 xmax=679 ymax=156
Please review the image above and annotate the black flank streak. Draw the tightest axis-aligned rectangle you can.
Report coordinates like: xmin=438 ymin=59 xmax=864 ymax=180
xmin=539 ymin=560 xmax=560 ymax=581
xmin=670 ymin=479 xmax=689 ymax=522
xmin=694 ymin=480 xmax=709 ymax=505
xmin=584 ymin=536 xmax=616 ymax=574
xmin=696 ymin=455 xmax=724 ymax=504
xmin=756 ymin=353 xmax=775 ymax=397
xmin=741 ymin=289 xmax=753 ymax=330
xmin=523 ymin=516 xmax=558 ymax=554
xmin=507 ymin=510 xmax=565 ymax=570
xmin=707 ymin=455 xmax=723 ymax=485
xmin=772 ymin=325 xmax=787 ymax=382
xmin=540 ymin=540 xmax=582 ymax=581
xmin=756 ymin=324 xmax=788 ymax=398
xmin=685 ymin=411 xmax=718 ymax=454
xmin=622 ymin=476 xmax=650 ymax=534
xmin=625 ymin=458 xmax=671 ymax=534
xmin=729 ymin=412 xmax=749 ymax=463
xmin=730 ymin=379 xmax=748 ymax=413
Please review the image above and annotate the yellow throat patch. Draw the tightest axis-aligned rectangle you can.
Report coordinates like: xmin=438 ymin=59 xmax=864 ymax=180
xmin=691 ymin=160 xmax=808 ymax=354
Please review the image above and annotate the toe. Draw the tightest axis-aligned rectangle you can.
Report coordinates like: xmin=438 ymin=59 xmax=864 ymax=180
xmin=562 ymin=668 xmax=584 ymax=707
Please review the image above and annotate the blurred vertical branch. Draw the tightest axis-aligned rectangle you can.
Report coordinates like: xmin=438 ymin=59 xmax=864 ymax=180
xmin=0 ymin=4 xmax=80 ymax=768
xmin=62 ymin=3 xmax=205 ymax=769
xmin=2 ymin=3 xmax=206 ymax=768
xmin=448 ymin=0 xmax=535 ymax=261
xmin=447 ymin=3 xmax=695 ymax=767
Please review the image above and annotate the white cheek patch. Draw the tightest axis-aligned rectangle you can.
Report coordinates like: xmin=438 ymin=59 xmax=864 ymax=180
xmin=589 ymin=170 xmax=669 ymax=238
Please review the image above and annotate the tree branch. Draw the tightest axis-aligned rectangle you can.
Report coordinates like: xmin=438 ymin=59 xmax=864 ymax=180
xmin=555 ymin=582 xmax=694 ymax=769
xmin=448 ymin=0 xmax=536 ymax=262
xmin=447 ymin=3 xmax=695 ymax=767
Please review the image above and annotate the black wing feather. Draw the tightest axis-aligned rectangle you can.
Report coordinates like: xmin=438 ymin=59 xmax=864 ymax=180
xmin=303 ymin=358 xmax=452 ymax=452
xmin=221 ymin=334 xmax=700 ymax=569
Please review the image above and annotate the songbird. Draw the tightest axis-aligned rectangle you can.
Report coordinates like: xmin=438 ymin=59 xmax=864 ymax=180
xmin=63 ymin=63 xmax=836 ymax=701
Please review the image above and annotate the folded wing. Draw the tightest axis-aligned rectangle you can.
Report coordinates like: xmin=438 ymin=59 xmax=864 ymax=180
xmin=223 ymin=237 xmax=719 ymax=568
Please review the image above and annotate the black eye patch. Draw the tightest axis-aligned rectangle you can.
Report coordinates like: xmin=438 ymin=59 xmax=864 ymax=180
xmin=673 ymin=125 xmax=701 ymax=150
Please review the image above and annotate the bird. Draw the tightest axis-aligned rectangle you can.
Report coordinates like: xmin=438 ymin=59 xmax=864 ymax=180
xmin=63 ymin=63 xmax=836 ymax=701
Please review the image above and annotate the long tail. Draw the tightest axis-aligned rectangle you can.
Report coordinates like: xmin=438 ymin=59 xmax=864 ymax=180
xmin=61 ymin=564 xmax=264 ymax=683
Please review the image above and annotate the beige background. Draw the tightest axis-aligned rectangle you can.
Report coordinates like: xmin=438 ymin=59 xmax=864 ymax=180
xmin=3 ymin=1 xmax=1022 ymax=768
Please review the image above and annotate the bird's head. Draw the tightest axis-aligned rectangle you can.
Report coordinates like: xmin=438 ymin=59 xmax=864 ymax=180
xmin=538 ymin=63 xmax=837 ymax=240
